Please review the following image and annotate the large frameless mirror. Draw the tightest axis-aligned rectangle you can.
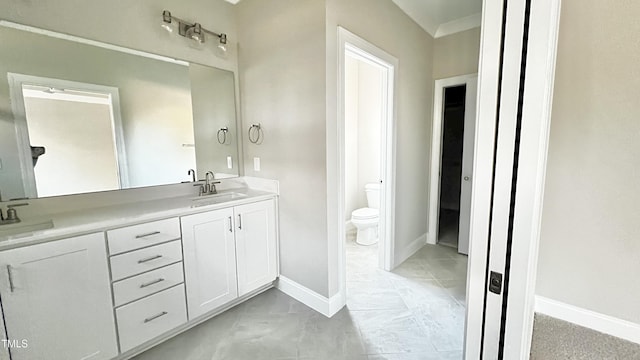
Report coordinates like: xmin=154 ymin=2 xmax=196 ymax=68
xmin=0 ymin=22 xmax=240 ymax=200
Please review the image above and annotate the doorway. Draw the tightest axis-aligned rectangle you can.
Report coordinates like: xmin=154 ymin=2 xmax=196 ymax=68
xmin=428 ymin=74 xmax=478 ymax=255
xmin=8 ymin=73 xmax=128 ymax=198
xmin=335 ymin=27 xmax=397 ymax=313
xmin=344 ymin=49 xmax=385 ymax=257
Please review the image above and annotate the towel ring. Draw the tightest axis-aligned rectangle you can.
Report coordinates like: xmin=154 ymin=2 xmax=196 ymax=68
xmin=217 ymin=127 xmax=229 ymax=144
xmin=248 ymin=124 xmax=263 ymax=144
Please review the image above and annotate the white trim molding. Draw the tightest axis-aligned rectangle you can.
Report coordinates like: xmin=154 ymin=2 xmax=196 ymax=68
xmin=328 ymin=27 xmax=399 ymax=317
xmin=428 ymin=73 xmax=478 ymax=246
xmin=535 ymin=296 xmax=640 ymax=345
xmin=394 ymin=233 xmax=427 ymax=267
xmin=276 ymin=276 xmax=341 ymax=318
xmin=435 ymin=13 xmax=482 ymax=38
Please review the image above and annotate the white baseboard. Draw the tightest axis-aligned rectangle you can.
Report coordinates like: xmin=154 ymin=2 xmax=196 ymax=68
xmin=276 ymin=276 xmax=344 ymax=318
xmin=394 ymin=233 xmax=427 ymax=266
xmin=535 ymin=296 xmax=640 ymax=345
xmin=426 ymin=231 xmax=437 ymax=245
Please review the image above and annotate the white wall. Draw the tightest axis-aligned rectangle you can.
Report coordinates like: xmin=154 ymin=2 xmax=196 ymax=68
xmin=345 ymin=57 xmax=383 ymax=219
xmin=236 ymin=0 xmax=329 ymax=296
xmin=326 ymin=0 xmax=434 ymax=295
xmin=24 ymin=97 xmax=120 ymax=197
xmin=356 ymin=60 xmax=383 ymax=208
xmin=432 ymin=27 xmax=481 ymax=80
xmin=345 ymin=56 xmax=360 ymax=219
xmin=536 ymin=0 xmax=640 ymax=324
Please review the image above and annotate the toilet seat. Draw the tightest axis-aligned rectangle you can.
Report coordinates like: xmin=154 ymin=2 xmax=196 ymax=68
xmin=352 ymin=208 xmax=379 ymax=220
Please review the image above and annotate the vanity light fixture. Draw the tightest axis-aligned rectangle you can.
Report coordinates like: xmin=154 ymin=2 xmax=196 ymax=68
xmin=161 ymin=10 xmax=228 ymax=54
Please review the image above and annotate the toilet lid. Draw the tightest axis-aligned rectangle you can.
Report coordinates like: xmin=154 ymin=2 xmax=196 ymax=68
xmin=352 ymin=208 xmax=379 ymax=220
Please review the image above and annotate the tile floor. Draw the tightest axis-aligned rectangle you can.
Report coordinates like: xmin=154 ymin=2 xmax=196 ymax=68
xmin=134 ymin=239 xmax=467 ymax=360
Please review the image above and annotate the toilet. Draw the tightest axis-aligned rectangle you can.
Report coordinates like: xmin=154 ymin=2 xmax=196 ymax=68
xmin=351 ymin=183 xmax=380 ymax=246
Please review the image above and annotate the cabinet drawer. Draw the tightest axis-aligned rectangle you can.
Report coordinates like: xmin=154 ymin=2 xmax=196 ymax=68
xmin=116 ymin=284 xmax=187 ymax=353
xmin=113 ymin=262 xmax=185 ymax=307
xmin=110 ymin=240 xmax=183 ymax=281
xmin=108 ymin=218 xmax=181 ymax=255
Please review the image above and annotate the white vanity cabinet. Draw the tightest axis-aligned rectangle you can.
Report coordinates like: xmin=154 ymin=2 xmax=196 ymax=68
xmin=0 ymin=233 xmax=118 ymax=360
xmin=181 ymin=207 xmax=239 ymax=319
xmin=0 ymin=193 xmax=278 ymax=359
xmin=181 ymin=199 xmax=277 ymax=319
xmin=234 ymin=200 xmax=278 ymax=296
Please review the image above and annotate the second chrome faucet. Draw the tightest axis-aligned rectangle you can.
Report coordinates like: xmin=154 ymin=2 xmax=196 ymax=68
xmin=200 ymin=171 xmax=221 ymax=196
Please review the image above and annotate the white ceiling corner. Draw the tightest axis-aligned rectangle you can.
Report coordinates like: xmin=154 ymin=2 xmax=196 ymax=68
xmin=391 ymin=0 xmax=482 ymax=38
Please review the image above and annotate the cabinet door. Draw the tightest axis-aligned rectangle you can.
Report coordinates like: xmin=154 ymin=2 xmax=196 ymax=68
xmin=0 ymin=233 xmax=118 ymax=360
xmin=235 ymin=199 xmax=278 ymax=296
xmin=181 ymin=208 xmax=238 ymax=319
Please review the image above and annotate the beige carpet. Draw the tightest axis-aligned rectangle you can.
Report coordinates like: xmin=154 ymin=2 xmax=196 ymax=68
xmin=531 ymin=314 xmax=640 ymax=360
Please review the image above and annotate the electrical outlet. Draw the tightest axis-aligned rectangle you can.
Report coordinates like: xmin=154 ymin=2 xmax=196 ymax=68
xmin=253 ymin=157 xmax=261 ymax=171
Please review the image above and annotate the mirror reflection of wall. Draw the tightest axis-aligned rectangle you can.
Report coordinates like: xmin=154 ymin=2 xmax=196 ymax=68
xmin=0 ymin=23 xmax=240 ymax=201
xmin=22 ymin=84 xmax=121 ymax=198
xmin=189 ymin=63 xmax=238 ymax=180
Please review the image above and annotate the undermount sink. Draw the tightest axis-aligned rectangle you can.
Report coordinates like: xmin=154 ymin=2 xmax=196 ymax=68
xmin=0 ymin=219 xmax=54 ymax=238
xmin=191 ymin=192 xmax=249 ymax=207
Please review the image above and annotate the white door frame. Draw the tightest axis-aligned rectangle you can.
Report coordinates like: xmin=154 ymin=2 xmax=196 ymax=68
xmin=331 ymin=27 xmax=398 ymax=313
xmin=428 ymin=73 xmax=478 ymax=250
xmin=464 ymin=0 xmax=561 ymax=358
xmin=8 ymin=73 xmax=130 ymax=197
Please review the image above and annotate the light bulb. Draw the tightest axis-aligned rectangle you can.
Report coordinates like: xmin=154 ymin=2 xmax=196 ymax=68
xmin=186 ymin=24 xmax=204 ymax=43
xmin=161 ymin=10 xmax=174 ymax=33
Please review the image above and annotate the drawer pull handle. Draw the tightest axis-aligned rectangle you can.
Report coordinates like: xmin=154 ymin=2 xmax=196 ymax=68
xmin=139 ymin=278 xmax=165 ymax=288
xmin=144 ymin=311 xmax=168 ymax=323
xmin=135 ymin=231 xmax=161 ymax=239
xmin=228 ymin=216 xmax=233 ymax=233
xmin=138 ymin=255 xmax=163 ymax=264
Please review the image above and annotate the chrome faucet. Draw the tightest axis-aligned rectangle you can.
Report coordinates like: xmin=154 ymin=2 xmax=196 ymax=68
xmin=0 ymin=203 xmax=28 ymax=225
xmin=202 ymin=171 xmax=221 ymax=195
xmin=187 ymin=169 xmax=196 ymax=182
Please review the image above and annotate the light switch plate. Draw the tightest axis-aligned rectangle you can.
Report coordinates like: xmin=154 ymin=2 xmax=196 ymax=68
xmin=253 ymin=157 xmax=261 ymax=171
xmin=227 ymin=156 xmax=233 ymax=169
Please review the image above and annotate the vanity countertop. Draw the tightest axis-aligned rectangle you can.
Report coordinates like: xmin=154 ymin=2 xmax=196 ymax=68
xmin=0 ymin=188 xmax=277 ymax=251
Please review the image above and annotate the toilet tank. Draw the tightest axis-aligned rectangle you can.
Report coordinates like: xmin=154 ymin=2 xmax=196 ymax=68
xmin=365 ymin=183 xmax=381 ymax=209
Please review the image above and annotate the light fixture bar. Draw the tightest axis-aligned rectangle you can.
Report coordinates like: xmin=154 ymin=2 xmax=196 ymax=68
xmin=162 ymin=10 xmax=227 ymax=45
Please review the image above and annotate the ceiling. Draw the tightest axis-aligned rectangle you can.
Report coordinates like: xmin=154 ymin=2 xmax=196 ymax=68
xmin=224 ymin=0 xmax=482 ymax=38
xmin=391 ymin=0 xmax=482 ymax=38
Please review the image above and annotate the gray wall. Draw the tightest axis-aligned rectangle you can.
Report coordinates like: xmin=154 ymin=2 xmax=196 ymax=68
xmin=236 ymin=0 xmax=329 ymax=296
xmin=326 ymin=0 xmax=435 ymax=294
xmin=189 ymin=64 xmax=239 ymax=179
xmin=1 ymin=0 xmax=237 ymax=72
xmin=536 ymin=0 xmax=640 ymax=324
xmin=432 ymin=28 xmax=481 ymax=80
